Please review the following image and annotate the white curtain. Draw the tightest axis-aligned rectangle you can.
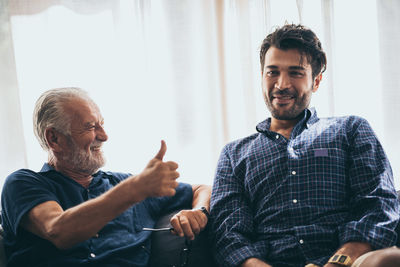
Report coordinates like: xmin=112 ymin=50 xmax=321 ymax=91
xmin=0 ymin=0 xmax=399 ymax=189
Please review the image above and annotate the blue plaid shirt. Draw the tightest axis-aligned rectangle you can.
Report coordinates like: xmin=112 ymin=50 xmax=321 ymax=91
xmin=210 ymin=108 xmax=399 ymax=267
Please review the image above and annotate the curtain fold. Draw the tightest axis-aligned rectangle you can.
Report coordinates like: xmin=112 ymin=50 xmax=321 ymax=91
xmin=0 ymin=0 xmax=27 ymax=191
xmin=376 ymin=0 xmax=400 ymax=184
xmin=320 ymin=0 xmax=335 ymax=116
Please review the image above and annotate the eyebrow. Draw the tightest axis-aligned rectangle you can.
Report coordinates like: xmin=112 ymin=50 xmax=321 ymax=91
xmin=84 ymin=119 xmax=104 ymax=127
xmin=84 ymin=122 xmax=96 ymax=128
xmin=265 ymin=65 xmax=306 ymax=70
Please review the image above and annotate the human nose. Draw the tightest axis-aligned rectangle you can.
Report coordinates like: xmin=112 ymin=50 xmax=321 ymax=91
xmin=96 ymin=125 xmax=108 ymax=142
xmin=275 ymin=72 xmax=291 ymax=90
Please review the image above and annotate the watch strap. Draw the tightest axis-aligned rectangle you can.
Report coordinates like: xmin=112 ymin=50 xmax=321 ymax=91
xmin=199 ymin=206 xmax=210 ymax=218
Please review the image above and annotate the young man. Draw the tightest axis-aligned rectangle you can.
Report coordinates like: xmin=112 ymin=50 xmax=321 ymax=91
xmin=1 ymin=88 xmax=211 ymax=266
xmin=209 ymin=24 xmax=400 ymax=267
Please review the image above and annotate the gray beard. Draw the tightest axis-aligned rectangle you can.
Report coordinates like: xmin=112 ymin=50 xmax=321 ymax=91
xmin=63 ymin=139 xmax=106 ymax=175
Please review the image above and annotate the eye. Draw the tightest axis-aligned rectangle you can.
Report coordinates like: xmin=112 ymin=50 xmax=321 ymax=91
xmin=289 ymin=71 xmax=304 ymax=77
xmin=87 ymin=124 xmax=96 ymax=130
xmin=266 ymin=70 xmax=279 ymax=77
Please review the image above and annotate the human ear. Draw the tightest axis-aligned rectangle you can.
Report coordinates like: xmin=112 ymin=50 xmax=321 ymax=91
xmin=312 ymin=73 xmax=322 ymax=92
xmin=45 ymin=128 xmax=63 ymax=152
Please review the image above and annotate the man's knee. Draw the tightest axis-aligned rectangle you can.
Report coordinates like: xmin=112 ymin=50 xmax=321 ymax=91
xmin=359 ymin=247 xmax=400 ymax=267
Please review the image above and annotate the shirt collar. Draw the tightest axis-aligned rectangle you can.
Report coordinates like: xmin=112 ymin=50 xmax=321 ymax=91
xmin=256 ymin=107 xmax=319 ymax=133
xmin=39 ymin=163 xmax=103 ymax=187
xmin=39 ymin=162 xmax=55 ymax=173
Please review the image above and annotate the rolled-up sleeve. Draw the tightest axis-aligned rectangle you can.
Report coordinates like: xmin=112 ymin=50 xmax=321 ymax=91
xmin=338 ymin=118 xmax=399 ymax=249
xmin=209 ymin=145 xmax=267 ymax=267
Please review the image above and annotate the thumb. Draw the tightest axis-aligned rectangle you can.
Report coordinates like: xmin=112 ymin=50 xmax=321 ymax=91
xmin=154 ymin=140 xmax=167 ymax=161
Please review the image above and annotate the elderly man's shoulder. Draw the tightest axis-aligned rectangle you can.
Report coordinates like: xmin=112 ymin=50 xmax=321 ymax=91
xmin=3 ymin=168 xmax=42 ymax=185
xmin=1 ymin=169 xmax=132 ymax=192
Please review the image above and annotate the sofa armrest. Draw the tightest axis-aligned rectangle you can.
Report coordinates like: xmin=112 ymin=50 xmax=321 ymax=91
xmin=149 ymin=210 xmax=216 ymax=267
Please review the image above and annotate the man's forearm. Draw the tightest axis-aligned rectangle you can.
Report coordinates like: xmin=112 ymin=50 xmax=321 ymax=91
xmin=23 ymin=175 xmax=150 ymax=249
xmin=191 ymin=184 xmax=211 ymax=210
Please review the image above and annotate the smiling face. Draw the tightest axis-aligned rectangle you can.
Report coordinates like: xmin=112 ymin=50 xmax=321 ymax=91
xmin=262 ymin=47 xmax=321 ymax=121
xmin=58 ymin=97 xmax=108 ymax=175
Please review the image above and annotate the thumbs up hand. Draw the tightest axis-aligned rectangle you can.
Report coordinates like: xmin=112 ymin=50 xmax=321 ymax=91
xmin=136 ymin=140 xmax=179 ymax=198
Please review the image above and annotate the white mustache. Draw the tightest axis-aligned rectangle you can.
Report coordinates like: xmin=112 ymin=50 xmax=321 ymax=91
xmin=90 ymin=143 xmax=103 ymax=150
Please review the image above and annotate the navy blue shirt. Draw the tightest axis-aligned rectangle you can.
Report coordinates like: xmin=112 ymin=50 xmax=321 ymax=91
xmin=210 ymin=108 xmax=399 ymax=267
xmin=1 ymin=164 xmax=193 ymax=267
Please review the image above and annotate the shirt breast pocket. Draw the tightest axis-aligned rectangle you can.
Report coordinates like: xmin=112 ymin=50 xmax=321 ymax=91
xmin=307 ymin=147 xmax=347 ymax=205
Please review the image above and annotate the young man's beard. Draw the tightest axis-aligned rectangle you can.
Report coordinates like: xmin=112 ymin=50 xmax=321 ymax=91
xmin=63 ymin=137 xmax=106 ymax=175
xmin=265 ymin=87 xmax=313 ymax=120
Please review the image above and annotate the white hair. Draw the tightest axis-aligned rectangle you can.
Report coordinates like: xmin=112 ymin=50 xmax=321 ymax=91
xmin=33 ymin=87 xmax=92 ymax=150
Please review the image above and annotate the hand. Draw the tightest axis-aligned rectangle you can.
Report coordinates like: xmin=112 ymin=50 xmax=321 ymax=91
xmin=135 ymin=140 xmax=179 ymax=198
xmin=323 ymin=264 xmax=341 ymax=267
xmin=241 ymin=257 xmax=272 ymax=267
xmin=170 ymin=208 xmax=208 ymax=240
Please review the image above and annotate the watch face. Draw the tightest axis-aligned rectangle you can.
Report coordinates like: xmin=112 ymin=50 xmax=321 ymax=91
xmin=329 ymin=254 xmax=351 ymax=266
xmin=338 ymin=255 xmax=347 ymax=263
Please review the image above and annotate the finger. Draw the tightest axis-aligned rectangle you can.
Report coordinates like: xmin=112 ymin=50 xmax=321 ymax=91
xmin=172 ymin=180 xmax=179 ymax=188
xmin=164 ymin=180 xmax=179 ymax=193
xmin=168 ymin=171 xmax=180 ymax=180
xmin=163 ymin=188 xmax=176 ymax=197
xmin=189 ymin=214 xmax=202 ymax=235
xmin=154 ymin=140 xmax=166 ymax=161
xmin=170 ymin=215 xmax=184 ymax=237
xmin=193 ymin=210 xmax=207 ymax=230
xmin=179 ymin=215 xmax=196 ymax=240
xmin=165 ymin=161 xmax=178 ymax=170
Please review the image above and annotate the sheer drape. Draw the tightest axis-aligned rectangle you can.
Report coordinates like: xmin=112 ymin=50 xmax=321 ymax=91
xmin=1 ymin=0 xmax=399 ymax=188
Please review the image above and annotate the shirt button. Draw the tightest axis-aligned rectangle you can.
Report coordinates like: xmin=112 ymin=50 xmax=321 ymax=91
xmin=291 ymin=170 xmax=296 ymax=175
xmin=275 ymin=135 xmax=279 ymax=139
xmin=292 ymin=199 xmax=298 ymax=204
xmin=90 ymin=253 xmax=96 ymax=258
xmin=299 ymin=239 xmax=304 ymax=244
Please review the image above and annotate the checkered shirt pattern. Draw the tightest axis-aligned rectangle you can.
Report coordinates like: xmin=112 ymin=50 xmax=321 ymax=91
xmin=209 ymin=108 xmax=399 ymax=267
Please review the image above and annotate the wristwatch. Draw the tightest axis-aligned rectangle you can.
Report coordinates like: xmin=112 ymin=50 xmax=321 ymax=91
xmin=199 ymin=207 xmax=210 ymax=218
xmin=328 ymin=254 xmax=352 ymax=266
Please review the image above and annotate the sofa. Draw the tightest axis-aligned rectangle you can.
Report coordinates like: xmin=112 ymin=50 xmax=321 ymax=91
xmin=0 ymin=210 xmax=217 ymax=267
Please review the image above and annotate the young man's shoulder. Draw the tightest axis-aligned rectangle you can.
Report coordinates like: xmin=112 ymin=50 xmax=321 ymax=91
xmin=225 ymin=132 xmax=260 ymax=149
xmin=319 ymin=114 xmax=371 ymax=131
xmin=220 ymin=132 xmax=268 ymax=162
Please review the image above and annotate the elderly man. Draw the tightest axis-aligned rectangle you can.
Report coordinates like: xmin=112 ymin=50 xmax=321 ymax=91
xmin=1 ymin=87 xmax=211 ymax=266
xmin=209 ymin=24 xmax=400 ymax=267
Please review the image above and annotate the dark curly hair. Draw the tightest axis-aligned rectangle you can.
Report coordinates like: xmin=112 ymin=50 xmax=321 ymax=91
xmin=260 ymin=24 xmax=327 ymax=79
